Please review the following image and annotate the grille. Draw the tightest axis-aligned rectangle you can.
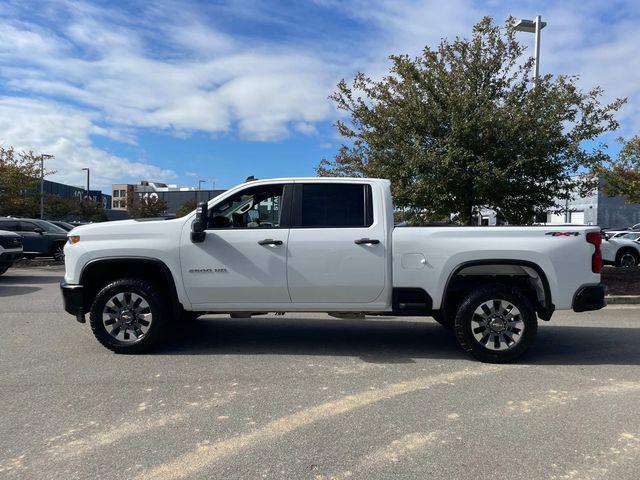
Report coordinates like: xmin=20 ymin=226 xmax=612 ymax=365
xmin=0 ymin=236 xmax=22 ymax=249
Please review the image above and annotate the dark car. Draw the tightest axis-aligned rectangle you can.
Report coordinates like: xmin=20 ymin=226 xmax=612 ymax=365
xmin=0 ymin=230 xmax=23 ymax=275
xmin=49 ymin=220 xmax=76 ymax=232
xmin=0 ymin=218 xmax=68 ymax=262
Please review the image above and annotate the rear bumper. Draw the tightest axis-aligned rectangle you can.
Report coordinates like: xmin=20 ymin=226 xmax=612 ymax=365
xmin=572 ymin=284 xmax=606 ymax=312
xmin=60 ymin=282 xmax=86 ymax=322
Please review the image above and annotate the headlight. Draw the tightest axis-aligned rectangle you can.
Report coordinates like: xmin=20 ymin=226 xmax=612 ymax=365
xmin=68 ymin=235 xmax=80 ymax=244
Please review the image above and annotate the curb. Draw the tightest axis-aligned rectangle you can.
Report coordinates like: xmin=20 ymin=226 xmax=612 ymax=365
xmin=606 ymin=295 xmax=640 ymax=305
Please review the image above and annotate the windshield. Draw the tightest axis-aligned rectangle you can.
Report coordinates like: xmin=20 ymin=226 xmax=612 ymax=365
xmin=34 ymin=220 xmax=67 ymax=233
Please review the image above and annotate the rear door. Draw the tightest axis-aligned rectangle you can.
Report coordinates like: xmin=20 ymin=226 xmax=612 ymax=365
xmin=286 ymin=182 xmax=388 ymax=304
xmin=18 ymin=221 xmax=45 ymax=253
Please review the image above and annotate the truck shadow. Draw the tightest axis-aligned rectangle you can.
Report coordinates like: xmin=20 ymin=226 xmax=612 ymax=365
xmin=158 ymin=317 xmax=640 ymax=366
xmin=0 ymin=273 xmax=63 ymax=285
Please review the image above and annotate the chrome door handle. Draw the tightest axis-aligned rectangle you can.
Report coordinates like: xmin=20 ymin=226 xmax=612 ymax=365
xmin=354 ymin=238 xmax=380 ymax=245
xmin=258 ymin=239 xmax=283 ymax=246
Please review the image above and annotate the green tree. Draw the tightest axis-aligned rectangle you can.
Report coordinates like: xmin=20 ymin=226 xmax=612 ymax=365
xmin=598 ymin=136 xmax=640 ymax=204
xmin=75 ymin=199 xmax=108 ymax=222
xmin=0 ymin=147 xmax=51 ymax=217
xmin=175 ymin=199 xmax=197 ymax=218
xmin=318 ymin=17 xmax=625 ymax=225
xmin=44 ymin=195 xmax=78 ymax=220
xmin=126 ymin=191 xmax=168 ymax=218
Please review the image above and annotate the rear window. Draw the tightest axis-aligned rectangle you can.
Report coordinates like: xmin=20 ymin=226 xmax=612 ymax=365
xmin=300 ymin=184 xmax=373 ymax=228
xmin=0 ymin=220 xmax=19 ymax=231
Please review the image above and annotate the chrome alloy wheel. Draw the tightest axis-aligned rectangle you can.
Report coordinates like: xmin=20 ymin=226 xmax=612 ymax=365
xmin=620 ymin=253 xmax=637 ymax=268
xmin=471 ymin=299 xmax=524 ymax=351
xmin=102 ymin=292 xmax=152 ymax=344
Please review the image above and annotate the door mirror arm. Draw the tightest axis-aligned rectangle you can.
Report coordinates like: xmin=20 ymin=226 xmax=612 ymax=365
xmin=191 ymin=201 xmax=208 ymax=243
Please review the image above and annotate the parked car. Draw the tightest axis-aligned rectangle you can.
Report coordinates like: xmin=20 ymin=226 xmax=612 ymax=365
xmin=0 ymin=218 xmax=68 ymax=262
xmin=601 ymin=234 xmax=640 ymax=268
xmin=49 ymin=220 xmax=76 ymax=232
xmin=615 ymin=232 xmax=640 ymax=242
xmin=0 ymin=230 xmax=23 ymax=275
xmin=62 ymin=177 xmax=605 ymax=362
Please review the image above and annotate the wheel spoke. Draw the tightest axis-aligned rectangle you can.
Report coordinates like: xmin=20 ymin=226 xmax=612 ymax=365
xmin=471 ymin=298 xmax=525 ymax=352
xmin=102 ymin=291 xmax=153 ymax=344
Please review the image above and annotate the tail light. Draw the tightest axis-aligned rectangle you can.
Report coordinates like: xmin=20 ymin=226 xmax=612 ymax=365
xmin=586 ymin=232 xmax=602 ymax=273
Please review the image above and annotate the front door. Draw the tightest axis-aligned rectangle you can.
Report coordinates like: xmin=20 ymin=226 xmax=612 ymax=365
xmin=181 ymin=183 xmax=292 ymax=306
xmin=286 ymin=182 xmax=388 ymax=304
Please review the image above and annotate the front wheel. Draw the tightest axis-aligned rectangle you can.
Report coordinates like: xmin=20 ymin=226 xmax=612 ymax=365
xmin=0 ymin=264 xmax=9 ymax=275
xmin=52 ymin=243 xmax=65 ymax=262
xmin=454 ymin=284 xmax=538 ymax=363
xmin=89 ymin=278 xmax=171 ymax=353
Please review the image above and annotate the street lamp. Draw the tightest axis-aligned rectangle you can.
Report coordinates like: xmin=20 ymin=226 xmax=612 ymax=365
xmin=82 ymin=168 xmax=90 ymax=200
xmin=40 ymin=154 xmax=54 ymax=219
xmin=514 ymin=15 xmax=547 ymax=81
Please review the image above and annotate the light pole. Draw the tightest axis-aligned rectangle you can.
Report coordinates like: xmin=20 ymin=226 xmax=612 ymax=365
xmin=82 ymin=168 xmax=90 ymax=200
xmin=514 ymin=15 xmax=547 ymax=81
xmin=40 ymin=154 xmax=53 ymax=219
xmin=198 ymin=179 xmax=206 ymax=202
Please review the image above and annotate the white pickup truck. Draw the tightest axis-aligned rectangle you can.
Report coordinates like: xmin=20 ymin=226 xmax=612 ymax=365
xmin=61 ymin=177 xmax=605 ymax=362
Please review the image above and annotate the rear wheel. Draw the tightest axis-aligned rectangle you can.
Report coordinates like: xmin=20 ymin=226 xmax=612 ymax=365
xmin=89 ymin=278 xmax=171 ymax=353
xmin=454 ymin=284 xmax=537 ymax=363
xmin=616 ymin=250 xmax=639 ymax=268
xmin=0 ymin=264 xmax=9 ymax=275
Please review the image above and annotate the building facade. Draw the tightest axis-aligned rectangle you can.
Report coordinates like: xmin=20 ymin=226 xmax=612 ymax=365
xmin=44 ymin=179 xmax=112 ymax=210
xmin=111 ymin=181 xmax=224 ymax=215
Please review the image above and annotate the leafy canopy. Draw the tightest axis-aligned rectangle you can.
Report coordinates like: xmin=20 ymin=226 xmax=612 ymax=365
xmin=126 ymin=190 xmax=168 ymax=218
xmin=598 ymin=136 xmax=640 ymax=204
xmin=0 ymin=147 xmax=49 ymax=217
xmin=318 ymin=17 xmax=625 ymax=224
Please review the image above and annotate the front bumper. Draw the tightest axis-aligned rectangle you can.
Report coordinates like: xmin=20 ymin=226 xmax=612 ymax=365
xmin=60 ymin=282 xmax=86 ymax=323
xmin=0 ymin=250 xmax=23 ymax=264
xmin=572 ymin=284 xmax=606 ymax=313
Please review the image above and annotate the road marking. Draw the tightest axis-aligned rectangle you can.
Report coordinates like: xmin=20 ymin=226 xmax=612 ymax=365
xmin=550 ymin=432 xmax=640 ymax=480
xmin=316 ymin=432 xmax=439 ymax=480
xmin=136 ymin=365 xmax=506 ymax=480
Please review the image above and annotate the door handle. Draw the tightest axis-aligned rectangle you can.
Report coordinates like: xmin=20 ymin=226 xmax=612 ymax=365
xmin=258 ymin=239 xmax=283 ymax=246
xmin=354 ymin=238 xmax=380 ymax=245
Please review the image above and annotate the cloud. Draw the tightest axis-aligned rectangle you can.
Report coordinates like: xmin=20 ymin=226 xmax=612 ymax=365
xmin=0 ymin=96 xmax=175 ymax=190
xmin=0 ymin=0 xmax=639 ymax=192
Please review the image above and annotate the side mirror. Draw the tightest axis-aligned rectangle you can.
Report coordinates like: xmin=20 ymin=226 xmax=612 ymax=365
xmin=191 ymin=201 xmax=208 ymax=243
xmin=34 ymin=227 xmax=44 ymax=234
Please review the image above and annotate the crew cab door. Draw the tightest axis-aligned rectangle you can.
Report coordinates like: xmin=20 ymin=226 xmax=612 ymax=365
xmin=180 ymin=183 xmax=292 ymax=306
xmin=286 ymin=182 xmax=389 ymax=305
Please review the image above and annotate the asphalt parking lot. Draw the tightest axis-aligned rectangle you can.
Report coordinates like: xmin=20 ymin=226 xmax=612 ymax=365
xmin=1 ymin=267 xmax=640 ymax=480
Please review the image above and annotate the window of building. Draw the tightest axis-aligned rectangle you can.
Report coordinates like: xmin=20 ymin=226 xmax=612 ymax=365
xmin=299 ymin=183 xmax=373 ymax=228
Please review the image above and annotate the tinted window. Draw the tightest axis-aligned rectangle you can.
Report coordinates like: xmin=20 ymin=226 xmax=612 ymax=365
xmin=300 ymin=184 xmax=373 ymax=227
xmin=0 ymin=220 xmax=19 ymax=231
xmin=208 ymin=184 xmax=284 ymax=229
xmin=19 ymin=221 xmax=40 ymax=232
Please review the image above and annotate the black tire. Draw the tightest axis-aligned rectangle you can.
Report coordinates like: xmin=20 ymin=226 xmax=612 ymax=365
xmin=0 ymin=264 xmax=9 ymax=275
xmin=432 ymin=311 xmax=454 ymax=330
xmin=51 ymin=243 xmax=65 ymax=263
xmin=454 ymin=284 xmax=538 ymax=363
xmin=615 ymin=249 xmax=639 ymax=268
xmin=89 ymin=278 xmax=171 ymax=354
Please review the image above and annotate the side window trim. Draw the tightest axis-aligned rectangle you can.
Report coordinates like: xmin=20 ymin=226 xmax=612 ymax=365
xmin=291 ymin=183 xmax=374 ymax=229
xmin=204 ymin=183 xmax=293 ymax=230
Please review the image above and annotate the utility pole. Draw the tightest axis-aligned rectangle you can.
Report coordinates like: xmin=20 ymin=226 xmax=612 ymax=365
xmin=198 ymin=179 xmax=206 ymax=202
xmin=82 ymin=168 xmax=90 ymax=200
xmin=514 ymin=15 xmax=547 ymax=81
xmin=40 ymin=154 xmax=53 ymax=219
